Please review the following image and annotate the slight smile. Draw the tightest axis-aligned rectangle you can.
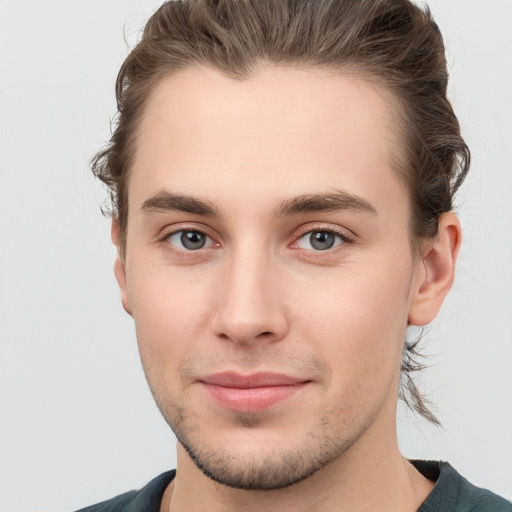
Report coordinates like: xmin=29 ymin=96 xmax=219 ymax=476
xmin=200 ymin=372 xmax=312 ymax=413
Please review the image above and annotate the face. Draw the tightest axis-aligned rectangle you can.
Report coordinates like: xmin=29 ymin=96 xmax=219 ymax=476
xmin=117 ymin=65 xmax=424 ymax=490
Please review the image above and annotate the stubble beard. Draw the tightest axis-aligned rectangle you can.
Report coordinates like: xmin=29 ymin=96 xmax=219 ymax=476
xmin=137 ymin=340 xmax=388 ymax=491
xmin=152 ymin=396 xmax=374 ymax=491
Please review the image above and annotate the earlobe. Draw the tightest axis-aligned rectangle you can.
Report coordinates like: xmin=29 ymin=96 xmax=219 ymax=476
xmin=111 ymin=218 xmax=132 ymax=316
xmin=408 ymin=212 xmax=462 ymax=326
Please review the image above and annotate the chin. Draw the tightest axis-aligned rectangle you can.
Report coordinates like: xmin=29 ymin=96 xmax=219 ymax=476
xmin=165 ymin=401 xmax=370 ymax=491
xmin=178 ymin=433 xmax=342 ymax=490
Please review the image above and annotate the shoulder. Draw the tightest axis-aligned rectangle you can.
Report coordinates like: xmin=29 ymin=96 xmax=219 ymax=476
xmin=74 ymin=490 xmax=137 ymax=512
xmin=413 ymin=460 xmax=511 ymax=512
xmin=74 ymin=470 xmax=176 ymax=512
xmin=453 ymin=463 xmax=511 ymax=512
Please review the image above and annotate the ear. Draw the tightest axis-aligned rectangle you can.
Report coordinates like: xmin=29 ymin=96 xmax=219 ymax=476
xmin=111 ymin=218 xmax=132 ymax=316
xmin=408 ymin=212 xmax=462 ymax=326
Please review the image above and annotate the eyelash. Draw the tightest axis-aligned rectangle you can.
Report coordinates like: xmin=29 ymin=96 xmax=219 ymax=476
xmin=293 ymin=227 xmax=351 ymax=252
xmin=159 ymin=226 xmax=218 ymax=256
xmin=159 ymin=225 xmax=353 ymax=256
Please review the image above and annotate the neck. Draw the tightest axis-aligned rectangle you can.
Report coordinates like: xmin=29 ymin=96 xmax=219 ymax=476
xmin=164 ymin=396 xmax=434 ymax=512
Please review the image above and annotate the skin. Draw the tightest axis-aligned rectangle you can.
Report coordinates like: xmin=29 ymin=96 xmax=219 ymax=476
xmin=112 ymin=65 xmax=461 ymax=511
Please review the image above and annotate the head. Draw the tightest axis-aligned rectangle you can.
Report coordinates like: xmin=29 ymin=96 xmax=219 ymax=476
xmin=93 ymin=0 xmax=469 ymax=490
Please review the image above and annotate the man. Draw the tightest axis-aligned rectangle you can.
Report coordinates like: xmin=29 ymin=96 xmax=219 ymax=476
xmin=78 ymin=0 xmax=511 ymax=510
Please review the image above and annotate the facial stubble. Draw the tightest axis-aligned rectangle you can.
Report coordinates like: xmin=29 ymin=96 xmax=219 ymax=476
xmin=140 ymin=357 xmax=384 ymax=491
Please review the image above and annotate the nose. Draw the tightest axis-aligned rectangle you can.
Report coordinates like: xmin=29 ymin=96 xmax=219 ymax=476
xmin=212 ymin=248 xmax=289 ymax=345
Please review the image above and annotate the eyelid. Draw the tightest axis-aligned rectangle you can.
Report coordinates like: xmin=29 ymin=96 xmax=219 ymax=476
xmin=292 ymin=224 xmax=355 ymax=244
xmin=297 ymin=230 xmax=343 ymax=248
xmin=156 ymin=222 xmax=354 ymax=255
xmin=169 ymin=230 xmax=215 ymax=250
xmin=158 ymin=224 xmax=221 ymax=251
xmin=159 ymin=222 xmax=216 ymax=240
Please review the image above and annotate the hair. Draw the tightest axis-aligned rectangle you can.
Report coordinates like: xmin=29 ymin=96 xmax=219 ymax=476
xmin=92 ymin=0 xmax=470 ymax=425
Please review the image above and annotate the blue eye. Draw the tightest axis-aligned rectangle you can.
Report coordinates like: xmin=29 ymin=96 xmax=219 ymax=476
xmin=167 ymin=230 xmax=212 ymax=250
xmin=296 ymin=230 xmax=345 ymax=251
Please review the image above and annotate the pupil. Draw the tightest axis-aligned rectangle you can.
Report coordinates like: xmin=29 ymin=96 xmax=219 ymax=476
xmin=181 ymin=231 xmax=205 ymax=250
xmin=310 ymin=231 xmax=335 ymax=250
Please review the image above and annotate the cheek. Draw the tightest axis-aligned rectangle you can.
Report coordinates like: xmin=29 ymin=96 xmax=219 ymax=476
xmin=127 ymin=261 xmax=214 ymax=368
xmin=292 ymin=260 xmax=411 ymax=393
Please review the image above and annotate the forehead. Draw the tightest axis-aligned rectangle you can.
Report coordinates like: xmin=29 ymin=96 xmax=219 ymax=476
xmin=130 ymin=65 xmax=406 ymax=216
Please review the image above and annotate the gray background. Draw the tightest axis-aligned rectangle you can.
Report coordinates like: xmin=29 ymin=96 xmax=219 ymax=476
xmin=0 ymin=1 xmax=511 ymax=510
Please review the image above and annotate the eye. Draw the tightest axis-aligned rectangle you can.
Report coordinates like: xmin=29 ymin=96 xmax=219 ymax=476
xmin=296 ymin=230 xmax=345 ymax=251
xmin=166 ymin=230 xmax=214 ymax=251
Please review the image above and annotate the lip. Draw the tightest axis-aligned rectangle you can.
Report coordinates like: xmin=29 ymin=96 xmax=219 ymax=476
xmin=199 ymin=372 xmax=311 ymax=413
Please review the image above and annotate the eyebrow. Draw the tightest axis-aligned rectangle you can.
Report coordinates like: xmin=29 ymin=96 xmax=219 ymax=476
xmin=140 ymin=190 xmax=377 ymax=218
xmin=275 ymin=191 xmax=378 ymax=217
xmin=141 ymin=191 xmax=220 ymax=216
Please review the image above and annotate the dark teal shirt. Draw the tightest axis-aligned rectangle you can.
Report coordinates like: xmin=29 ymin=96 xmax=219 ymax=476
xmin=76 ymin=461 xmax=511 ymax=511
xmin=413 ymin=461 xmax=511 ymax=511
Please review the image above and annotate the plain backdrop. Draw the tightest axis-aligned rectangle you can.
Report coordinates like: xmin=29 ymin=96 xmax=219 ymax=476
xmin=0 ymin=1 xmax=511 ymax=511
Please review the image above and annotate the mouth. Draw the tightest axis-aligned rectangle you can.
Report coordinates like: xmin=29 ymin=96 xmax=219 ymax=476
xmin=199 ymin=372 xmax=311 ymax=413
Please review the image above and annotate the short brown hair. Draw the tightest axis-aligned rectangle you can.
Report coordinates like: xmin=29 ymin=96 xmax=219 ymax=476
xmin=92 ymin=0 xmax=470 ymax=424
